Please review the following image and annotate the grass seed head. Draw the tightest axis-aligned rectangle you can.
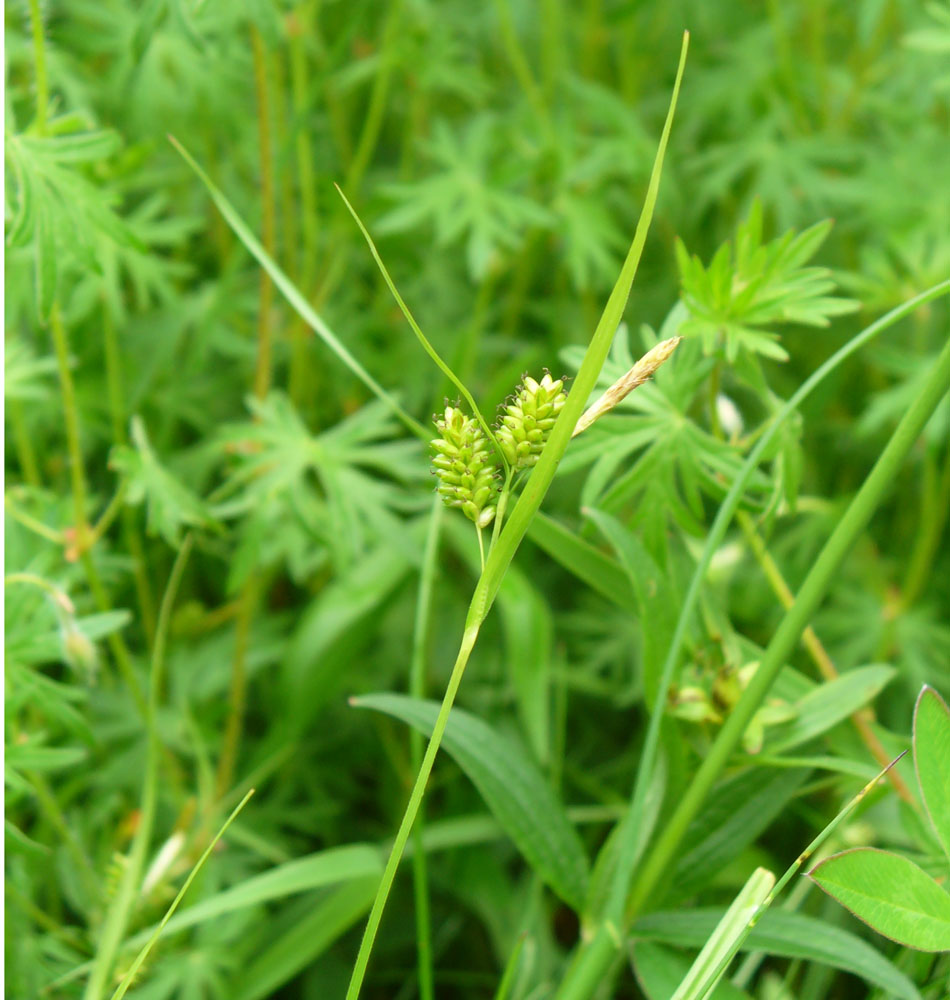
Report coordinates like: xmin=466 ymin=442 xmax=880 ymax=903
xmin=431 ymin=405 xmax=499 ymax=527
xmin=496 ymin=373 xmax=567 ymax=471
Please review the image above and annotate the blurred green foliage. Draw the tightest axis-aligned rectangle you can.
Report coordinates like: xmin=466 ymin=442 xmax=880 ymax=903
xmin=4 ymin=1 xmax=949 ymax=998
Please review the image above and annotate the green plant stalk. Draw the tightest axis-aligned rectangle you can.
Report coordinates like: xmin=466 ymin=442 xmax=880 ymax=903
xmin=344 ymin=34 xmax=688 ymax=998
xmin=554 ymin=278 xmax=950 ymax=1000
xmin=216 ymin=576 xmax=259 ymax=799
xmin=28 ymin=0 xmax=48 ymax=135
xmin=900 ymin=439 xmax=950 ymax=611
xmin=409 ymin=500 xmax=443 ymax=1000
xmin=109 ymin=789 xmax=255 ymax=1000
xmin=251 ymin=25 xmax=277 ymax=403
xmin=343 ymin=0 xmax=404 ymax=195
xmin=8 ymin=399 xmax=42 ymax=486
xmin=102 ymin=304 xmax=156 ymax=642
xmin=288 ymin=2 xmax=319 ymax=407
xmin=737 ymin=509 xmax=913 ymax=803
xmin=493 ymin=0 xmax=552 ymax=135
xmin=50 ymin=303 xmax=148 ymax=713
xmin=84 ymin=537 xmax=193 ymax=1000
xmin=4 ymin=495 xmax=63 ymax=543
xmin=345 ymin=622 xmax=482 ymax=1000
xmin=50 ymin=303 xmax=89 ymax=546
xmin=627 ymin=335 xmax=950 ymax=918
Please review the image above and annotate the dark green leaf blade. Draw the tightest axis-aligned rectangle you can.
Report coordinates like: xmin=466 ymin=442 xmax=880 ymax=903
xmin=353 ymin=693 xmax=590 ymax=908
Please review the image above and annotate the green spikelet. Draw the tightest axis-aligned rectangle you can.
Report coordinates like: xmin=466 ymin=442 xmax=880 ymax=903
xmin=431 ymin=405 xmax=499 ymax=528
xmin=496 ymin=373 xmax=567 ymax=471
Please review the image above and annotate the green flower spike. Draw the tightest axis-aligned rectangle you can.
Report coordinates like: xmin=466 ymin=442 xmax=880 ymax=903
xmin=496 ymin=373 xmax=567 ymax=471
xmin=431 ymin=405 xmax=499 ymax=528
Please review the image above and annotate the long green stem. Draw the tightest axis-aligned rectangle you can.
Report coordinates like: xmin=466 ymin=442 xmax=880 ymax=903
xmin=50 ymin=303 xmax=147 ymax=712
xmin=102 ymin=304 xmax=156 ymax=642
xmin=251 ymin=26 xmax=276 ymax=402
xmin=288 ymin=2 xmax=319 ymax=408
xmin=28 ymin=0 xmax=48 ymax=135
xmin=8 ymin=400 xmax=42 ymax=486
xmin=409 ymin=500 xmax=443 ymax=1000
xmin=737 ymin=510 xmax=913 ymax=803
xmin=84 ymin=537 xmax=193 ymax=1000
xmin=216 ymin=576 xmax=259 ymax=799
xmin=50 ymin=304 xmax=89 ymax=547
xmin=343 ymin=0 xmax=404 ymax=195
xmin=900 ymin=439 xmax=950 ymax=610
xmin=626 ymin=332 xmax=950 ymax=918
xmin=345 ymin=35 xmax=688 ymax=998
xmin=346 ymin=621 xmax=482 ymax=999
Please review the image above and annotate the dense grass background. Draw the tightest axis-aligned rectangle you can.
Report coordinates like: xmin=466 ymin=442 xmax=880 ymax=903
xmin=5 ymin=2 xmax=950 ymax=998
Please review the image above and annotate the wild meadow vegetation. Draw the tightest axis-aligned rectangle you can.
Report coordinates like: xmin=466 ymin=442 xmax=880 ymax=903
xmin=5 ymin=2 xmax=950 ymax=998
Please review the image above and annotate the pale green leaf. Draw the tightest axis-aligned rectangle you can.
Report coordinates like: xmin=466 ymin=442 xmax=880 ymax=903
xmin=809 ymin=847 xmax=950 ymax=952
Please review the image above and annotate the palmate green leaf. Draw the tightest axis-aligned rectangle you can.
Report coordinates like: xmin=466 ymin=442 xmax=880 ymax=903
xmin=763 ymin=665 xmax=897 ymax=754
xmin=676 ymin=199 xmax=859 ymax=364
xmin=632 ymin=941 xmax=752 ymax=1000
xmin=3 ymin=336 xmax=57 ymax=402
xmin=809 ymin=848 xmax=950 ymax=952
xmin=633 ymin=908 xmax=921 ymax=1000
xmin=110 ymin=416 xmax=212 ymax=545
xmin=215 ymin=392 xmax=421 ymax=576
xmin=377 ymin=117 xmax=555 ymax=279
xmin=914 ymin=685 xmax=950 ymax=862
xmin=5 ymin=127 xmax=140 ymax=317
xmin=353 ymin=693 xmax=590 ymax=908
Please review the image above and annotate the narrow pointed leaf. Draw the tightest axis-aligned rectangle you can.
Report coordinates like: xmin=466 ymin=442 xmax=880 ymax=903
xmin=353 ymin=693 xmax=590 ymax=908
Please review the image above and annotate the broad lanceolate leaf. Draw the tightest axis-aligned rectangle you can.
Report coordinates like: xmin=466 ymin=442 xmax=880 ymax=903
xmin=233 ymin=878 xmax=379 ymax=1000
xmin=809 ymin=847 xmax=950 ymax=952
xmin=914 ymin=685 xmax=950 ymax=863
xmin=670 ymin=768 xmax=809 ymax=903
xmin=634 ymin=908 xmax=921 ymax=1000
xmin=353 ymin=694 xmax=590 ymax=908
xmin=763 ymin=665 xmax=896 ymax=754
xmin=525 ymin=511 xmax=637 ymax=614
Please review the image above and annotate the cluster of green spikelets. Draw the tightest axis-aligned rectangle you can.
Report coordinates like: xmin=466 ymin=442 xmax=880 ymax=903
xmin=430 ymin=373 xmax=566 ymax=528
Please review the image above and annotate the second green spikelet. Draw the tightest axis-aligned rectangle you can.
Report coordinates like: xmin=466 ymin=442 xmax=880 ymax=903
xmin=496 ymin=373 xmax=567 ymax=472
xmin=431 ymin=406 xmax=499 ymax=528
